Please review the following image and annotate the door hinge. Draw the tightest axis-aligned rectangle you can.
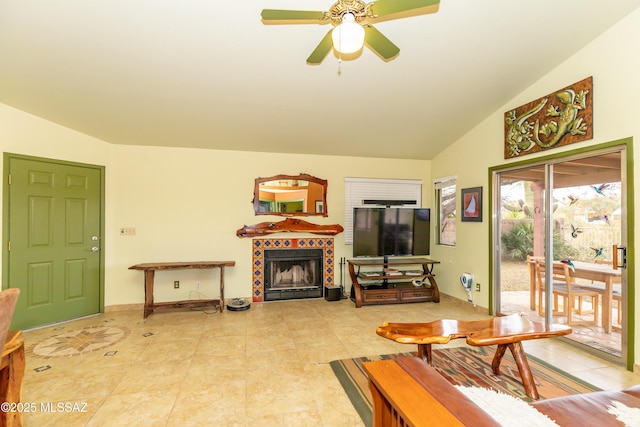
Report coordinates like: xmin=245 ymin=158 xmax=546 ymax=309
xmin=7 ymin=241 xmax=10 ymax=252
xmin=8 ymin=174 xmax=11 ymax=185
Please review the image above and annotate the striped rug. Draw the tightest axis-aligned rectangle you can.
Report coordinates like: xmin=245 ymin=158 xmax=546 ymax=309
xmin=329 ymin=346 xmax=600 ymax=427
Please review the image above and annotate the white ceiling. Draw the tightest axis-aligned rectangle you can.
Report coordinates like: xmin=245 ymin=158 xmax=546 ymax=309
xmin=1 ymin=1 xmax=639 ymax=160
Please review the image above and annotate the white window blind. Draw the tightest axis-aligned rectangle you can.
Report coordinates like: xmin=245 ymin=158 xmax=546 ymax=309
xmin=344 ymin=177 xmax=423 ymax=244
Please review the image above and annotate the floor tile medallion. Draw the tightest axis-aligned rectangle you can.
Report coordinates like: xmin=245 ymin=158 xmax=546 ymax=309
xmin=27 ymin=325 xmax=130 ymax=358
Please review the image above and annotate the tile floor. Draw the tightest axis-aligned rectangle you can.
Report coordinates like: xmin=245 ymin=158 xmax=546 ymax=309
xmin=19 ymin=298 xmax=640 ymax=426
xmin=501 ymin=290 xmax=622 ymax=357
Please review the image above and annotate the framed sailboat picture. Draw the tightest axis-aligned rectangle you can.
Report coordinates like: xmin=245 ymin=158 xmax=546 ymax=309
xmin=461 ymin=187 xmax=482 ymax=222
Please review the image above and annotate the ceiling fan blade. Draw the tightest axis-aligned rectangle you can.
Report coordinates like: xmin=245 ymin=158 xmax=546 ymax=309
xmin=369 ymin=0 xmax=440 ymax=19
xmin=261 ymin=9 xmax=326 ymax=24
xmin=306 ymin=30 xmax=334 ymax=65
xmin=364 ymin=26 xmax=400 ymax=61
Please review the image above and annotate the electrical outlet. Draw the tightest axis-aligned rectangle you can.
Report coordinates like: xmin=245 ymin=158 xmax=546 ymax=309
xmin=475 ymin=283 xmax=481 ymax=292
xmin=174 ymin=281 xmax=180 ymax=289
xmin=196 ymin=281 xmax=200 ymax=288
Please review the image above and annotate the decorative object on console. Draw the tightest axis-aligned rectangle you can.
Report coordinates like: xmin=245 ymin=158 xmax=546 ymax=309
xmin=504 ymin=76 xmax=593 ymax=158
xmin=253 ymin=173 xmax=328 ymax=217
xmin=236 ymin=217 xmax=344 ymax=238
xmin=461 ymin=186 xmax=482 ymax=222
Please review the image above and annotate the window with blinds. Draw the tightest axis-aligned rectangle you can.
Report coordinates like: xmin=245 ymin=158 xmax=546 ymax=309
xmin=344 ymin=177 xmax=423 ymax=244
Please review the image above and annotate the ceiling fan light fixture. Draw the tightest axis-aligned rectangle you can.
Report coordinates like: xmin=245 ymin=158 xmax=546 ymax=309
xmin=331 ymin=13 xmax=365 ymax=54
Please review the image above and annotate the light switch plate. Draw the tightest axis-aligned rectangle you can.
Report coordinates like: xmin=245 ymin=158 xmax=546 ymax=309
xmin=120 ymin=227 xmax=136 ymax=236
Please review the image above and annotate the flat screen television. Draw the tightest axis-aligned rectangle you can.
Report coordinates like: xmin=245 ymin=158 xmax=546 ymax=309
xmin=352 ymin=207 xmax=430 ymax=259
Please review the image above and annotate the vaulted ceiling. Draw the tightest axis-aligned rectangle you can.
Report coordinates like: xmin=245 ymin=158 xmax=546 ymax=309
xmin=0 ymin=1 xmax=638 ymax=160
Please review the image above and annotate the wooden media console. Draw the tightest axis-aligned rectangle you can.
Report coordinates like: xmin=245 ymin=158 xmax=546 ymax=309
xmin=348 ymin=257 xmax=440 ymax=308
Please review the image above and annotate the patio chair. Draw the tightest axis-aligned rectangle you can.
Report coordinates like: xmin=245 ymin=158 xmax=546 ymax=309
xmin=535 ymin=260 xmax=600 ymax=326
xmin=572 ymin=260 xmax=613 ymax=316
xmin=577 ymin=259 xmax=622 ymax=330
xmin=527 ymin=255 xmax=544 ymax=310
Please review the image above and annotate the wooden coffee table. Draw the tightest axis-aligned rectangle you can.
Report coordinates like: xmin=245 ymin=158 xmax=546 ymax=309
xmin=376 ymin=314 xmax=572 ymax=400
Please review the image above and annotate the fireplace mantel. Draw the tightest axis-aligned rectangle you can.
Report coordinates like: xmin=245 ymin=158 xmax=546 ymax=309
xmin=236 ymin=218 xmax=343 ymax=238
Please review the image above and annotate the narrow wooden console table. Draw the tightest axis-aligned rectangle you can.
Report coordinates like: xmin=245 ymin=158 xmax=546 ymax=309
xmin=348 ymin=257 xmax=440 ymax=308
xmin=129 ymin=261 xmax=235 ymax=318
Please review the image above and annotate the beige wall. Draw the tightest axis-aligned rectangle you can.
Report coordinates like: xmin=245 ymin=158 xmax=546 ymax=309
xmin=0 ymin=105 xmax=431 ymax=306
xmin=430 ymin=9 xmax=640 ymax=358
xmin=107 ymin=146 xmax=431 ymax=304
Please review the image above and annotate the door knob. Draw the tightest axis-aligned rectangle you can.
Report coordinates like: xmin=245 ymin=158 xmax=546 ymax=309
xmin=91 ymin=247 xmax=100 ymax=252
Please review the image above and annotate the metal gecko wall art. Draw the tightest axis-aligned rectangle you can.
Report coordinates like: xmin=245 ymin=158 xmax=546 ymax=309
xmin=504 ymin=76 xmax=593 ymax=158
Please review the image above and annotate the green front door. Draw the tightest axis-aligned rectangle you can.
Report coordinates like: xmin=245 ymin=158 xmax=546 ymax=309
xmin=4 ymin=155 xmax=104 ymax=329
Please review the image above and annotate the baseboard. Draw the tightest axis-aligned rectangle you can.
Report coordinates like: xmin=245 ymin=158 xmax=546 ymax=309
xmin=439 ymin=293 xmax=489 ymax=315
xmin=104 ymin=303 xmax=144 ymax=313
xmin=104 ymin=298 xmax=253 ymax=313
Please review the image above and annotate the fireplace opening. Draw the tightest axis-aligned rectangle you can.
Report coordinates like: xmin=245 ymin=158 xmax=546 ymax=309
xmin=264 ymin=248 xmax=323 ymax=301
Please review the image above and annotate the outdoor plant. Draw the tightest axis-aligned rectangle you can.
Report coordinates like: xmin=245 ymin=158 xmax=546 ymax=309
xmin=501 ymin=222 xmax=533 ymax=260
xmin=553 ymin=231 xmax=580 ymax=260
xmin=501 ymin=221 xmax=579 ymax=260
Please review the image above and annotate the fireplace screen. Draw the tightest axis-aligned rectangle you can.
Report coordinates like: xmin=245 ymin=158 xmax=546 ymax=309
xmin=271 ymin=260 xmax=317 ymax=289
xmin=264 ymin=248 xmax=323 ymax=300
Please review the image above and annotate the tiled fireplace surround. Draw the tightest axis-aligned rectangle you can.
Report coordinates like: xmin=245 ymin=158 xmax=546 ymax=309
xmin=252 ymin=237 xmax=335 ymax=302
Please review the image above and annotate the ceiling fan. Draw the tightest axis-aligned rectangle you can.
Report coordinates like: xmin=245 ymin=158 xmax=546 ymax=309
xmin=261 ymin=0 xmax=441 ymax=65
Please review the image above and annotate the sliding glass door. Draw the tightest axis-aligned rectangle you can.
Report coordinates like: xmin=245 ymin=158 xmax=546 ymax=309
xmin=493 ymin=147 xmax=627 ymax=364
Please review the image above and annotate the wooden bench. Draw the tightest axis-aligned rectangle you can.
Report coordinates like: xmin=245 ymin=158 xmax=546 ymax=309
xmin=364 ymin=355 xmax=640 ymax=427
xmin=363 ymin=357 xmax=499 ymax=427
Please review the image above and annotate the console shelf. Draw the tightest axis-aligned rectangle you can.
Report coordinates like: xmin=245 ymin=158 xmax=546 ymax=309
xmin=348 ymin=257 xmax=440 ymax=308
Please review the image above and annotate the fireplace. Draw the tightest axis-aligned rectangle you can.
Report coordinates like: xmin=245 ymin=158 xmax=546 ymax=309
xmin=264 ymin=248 xmax=323 ymax=301
xmin=252 ymin=238 xmax=335 ymax=302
